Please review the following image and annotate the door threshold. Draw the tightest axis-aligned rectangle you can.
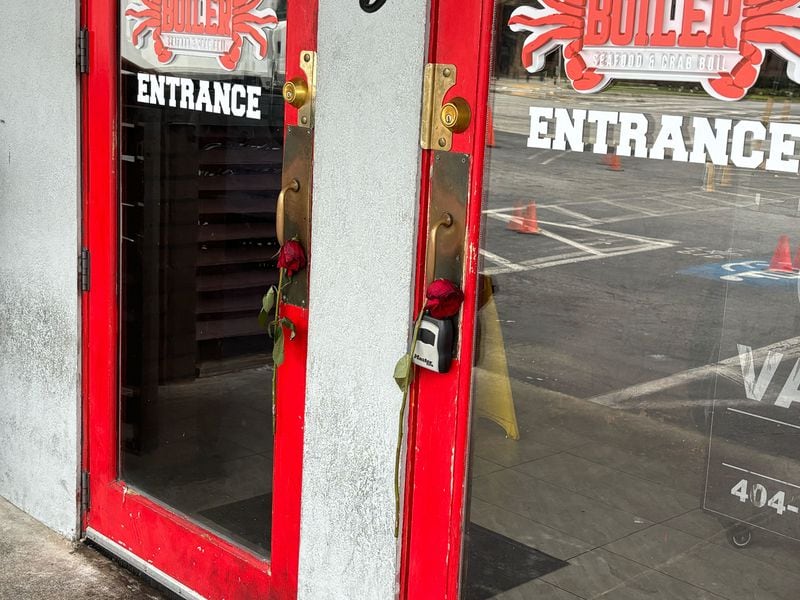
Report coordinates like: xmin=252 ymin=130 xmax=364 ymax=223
xmin=85 ymin=528 xmax=206 ymax=600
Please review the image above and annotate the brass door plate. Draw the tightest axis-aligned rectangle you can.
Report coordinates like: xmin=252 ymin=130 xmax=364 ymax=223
xmin=420 ymin=64 xmax=457 ymax=151
xmin=427 ymin=151 xmax=469 ymax=288
xmin=298 ymin=50 xmax=317 ymax=128
xmin=281 ymin=126 xmax=314 ymax=307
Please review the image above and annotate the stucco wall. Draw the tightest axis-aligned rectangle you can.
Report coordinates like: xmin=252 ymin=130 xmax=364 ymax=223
xmin=297 ymin=1 xmax=429 ymax=598
xmin=0 ymin=3 xmax=80 ymax=537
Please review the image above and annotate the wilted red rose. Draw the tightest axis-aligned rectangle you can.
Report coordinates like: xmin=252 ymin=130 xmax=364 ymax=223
xmin=277 ymin=239 xmax=307 ymax=277
xmin=425 ymin=278 xmax=464 ymax=319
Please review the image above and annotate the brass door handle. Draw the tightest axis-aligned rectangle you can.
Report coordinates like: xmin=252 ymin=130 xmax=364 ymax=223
xmin=440 ymin=97 xmax=471 ymax=133
xmin=426 ymin=212 xmax=454 ymax=284
xmin=276 ymin=179 xmax=301 ymax=246
xmin=283 ymin=78 xmax=309 ymax=109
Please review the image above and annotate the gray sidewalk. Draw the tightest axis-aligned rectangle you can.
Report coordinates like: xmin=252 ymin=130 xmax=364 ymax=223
xmin=0 ymin=497 xmax=166 ymax=599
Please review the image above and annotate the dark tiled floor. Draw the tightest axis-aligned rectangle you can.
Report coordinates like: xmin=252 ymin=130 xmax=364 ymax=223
xmin=200 ymin=493 xmax=273 ymax=554
xmin=469 ymin=378 xmax=800 ymax=600
xmin=123 ymin=366 xmax=275 ymax=556
xmin=463 ymin=523 xmax=568 ymax=600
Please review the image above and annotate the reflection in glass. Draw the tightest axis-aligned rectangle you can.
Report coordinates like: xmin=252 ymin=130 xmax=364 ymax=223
xmin=118 ymin=1 xmax=287 ymax=556
xmin=463 ymin=4 xmax=800 ymax=598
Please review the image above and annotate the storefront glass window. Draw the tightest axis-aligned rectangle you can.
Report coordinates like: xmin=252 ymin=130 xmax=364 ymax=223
xmin=463 ymin=1 xmax=800 ymax=597
xmin=118 ymin=0 xmax=287 ymax=556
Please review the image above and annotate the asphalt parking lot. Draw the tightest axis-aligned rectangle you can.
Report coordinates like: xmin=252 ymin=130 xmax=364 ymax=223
xmin=483 ymin=85 xmax=800 ymax=414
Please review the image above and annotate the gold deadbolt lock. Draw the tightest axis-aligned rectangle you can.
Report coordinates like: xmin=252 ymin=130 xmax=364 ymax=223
xmin=440 ymin=97 xmax=471 ymax=133
xmin=283 ymin=78 xmax=309 ymax=108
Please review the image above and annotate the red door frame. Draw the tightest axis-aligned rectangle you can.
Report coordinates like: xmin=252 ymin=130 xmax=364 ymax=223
xmin=400 ymin=0 xmax=495 ymax=598
xmin=81 ymin=2 xmax=317 ymax=598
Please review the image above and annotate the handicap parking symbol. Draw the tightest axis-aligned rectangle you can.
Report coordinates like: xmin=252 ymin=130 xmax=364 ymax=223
xmin=679 ymin=260 xmax=800 ymax=287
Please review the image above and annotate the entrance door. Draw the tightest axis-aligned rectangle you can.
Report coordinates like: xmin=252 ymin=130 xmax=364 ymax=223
xmin=82 ymin=2 xmax=317 ymax=598
xmin=405 ymin=0 xmax=800 ymax=598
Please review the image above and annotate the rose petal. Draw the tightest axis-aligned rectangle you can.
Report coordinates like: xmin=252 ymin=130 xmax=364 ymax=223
xmin=425 ymin=278 xmax=464 ymax=319
xmin=277 ymin=239 xmax=307 ymax=277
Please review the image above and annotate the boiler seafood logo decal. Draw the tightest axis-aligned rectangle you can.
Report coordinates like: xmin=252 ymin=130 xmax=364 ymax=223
xmin=509 ymin=0 xmax=800 ymax=100
xmin=125 ymin=0 xmax=278 ymax=71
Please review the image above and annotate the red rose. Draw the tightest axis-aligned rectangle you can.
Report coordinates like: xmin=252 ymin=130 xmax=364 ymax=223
xmin=425 ymin=279 xmax=464 ymax=319
xmin=277 ymin=239 xmax=307 ymax=277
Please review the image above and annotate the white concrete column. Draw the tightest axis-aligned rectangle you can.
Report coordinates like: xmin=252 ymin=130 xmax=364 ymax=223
xmin=0 ymin=2 xmax=80 ymax=538
xmin=298 ymin=2 xmax=429 ymax=599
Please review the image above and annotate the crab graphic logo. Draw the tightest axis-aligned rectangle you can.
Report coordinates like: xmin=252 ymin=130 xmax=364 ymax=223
xmin=509 ymin=0 xmax=800 ymax=101
xmin=125 ymin=0 xmax=279 ymax=71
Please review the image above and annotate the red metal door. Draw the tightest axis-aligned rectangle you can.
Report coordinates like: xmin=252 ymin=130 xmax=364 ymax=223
xmin=82 ymin=2 xmax=317 ymax=598
xmin=400 ymin=0 xmax=494 ymax=598
xmin=404 ymin=1 xmax=800 ymax=598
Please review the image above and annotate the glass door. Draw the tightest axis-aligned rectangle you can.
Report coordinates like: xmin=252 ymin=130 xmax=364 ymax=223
xmin=83 ymin=1 xmax=317 ymax=597
xmin=404 ymin=0 xmax=800 ymax=598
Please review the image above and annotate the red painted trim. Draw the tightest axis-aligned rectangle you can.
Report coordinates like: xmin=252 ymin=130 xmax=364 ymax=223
xmin=79 ymin=0 xmax=90 ymax=533
xmin=271 ymin=3 xmax=318 ymax=594
xmin=271 ymin=302 xmax=309 ymax=598
xmin=84 ymin=0 xmax=119 ymax=532
xmin=401 ymin=0 xmax=495 ymax=598
xmin=82 ymin=2 xmax=317 ymax=598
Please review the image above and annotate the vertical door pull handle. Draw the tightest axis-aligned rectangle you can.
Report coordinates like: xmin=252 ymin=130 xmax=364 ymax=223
xmin=276 ymin=179 xmax=301 ymax=246
xmin=426 ymin=212 xmax=454 ymax=284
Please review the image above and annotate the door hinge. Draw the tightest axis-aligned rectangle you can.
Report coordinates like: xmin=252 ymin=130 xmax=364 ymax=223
xmin=78 ymin=28 xmax=89 ymax=74
xmin=79 ymin=247 xmax=90 ymax=292
xmin=81 ymin=471 xmax=90 ymax=514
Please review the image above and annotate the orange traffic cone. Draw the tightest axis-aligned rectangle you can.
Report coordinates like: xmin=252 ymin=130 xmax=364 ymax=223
xmin=792 ymin=245 xmax=800 ymax=271
xmin=487 ymin=108 xmax=496 ymax=148
xmin=506 ymin=204 xmax=524 ymax=232
xmin=606 ymin=153 xmax=623 ymax=171
xmin=519 ymin=202 xmax=541 ymax=234
xmin=768 ymin=235 xmax=795 ymax=273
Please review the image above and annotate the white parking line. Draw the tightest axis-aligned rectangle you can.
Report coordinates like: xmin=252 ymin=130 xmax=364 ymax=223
xmin=487 ymin=210 xmax=677 ymax=245
xmin=511 ymin=250 xmax=587 ymax=266
xmin=598 ymin=205 xmax=731 ymax=224
xmin=705 ymin=188 xmax=764 ymax=200
xmin=536 ymin=219 xmax=679 ymax=245
xmin=527 ymin=150 xmax=548 ymax=161
xmin=597 ymin=187 xmax=692 ymax=202
xmin=727 ymin=408 xmax=800 ymax=432
xmin=736 ymin=185 xmax=797 ymax=198
xmin=491 ymin=201 xmax=730 ymax=227
xmin=479 ymin=249 xmax=527 ymax=272
xmin=544 ymin=204 xmax=603 ymax=224
xmin=604 ymin=199 xmax=661 ymax=216
xmin=723 ymin=463 xmax=800 ymax=491
xmin=482 ymin=243 xmax=669 ymax=275
xmin=483 ymin=207 xmax=518 ymax=214
xmin=539 ymin=229 xmax=606 ymax=255
xmin=541 ymin=151 xmax=568 ymax=165
xmin=495 ymin=243 xmax=649 ymax=271
xmin=481 ymin=206 xmax=682 ymax=275
xmin=685 ymin=190 xmax=754 ymax=208
xmin=658 ymin=195 xmax=701 ymax=210
xmin=587 ymin=336 xmax=800 ymax=409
